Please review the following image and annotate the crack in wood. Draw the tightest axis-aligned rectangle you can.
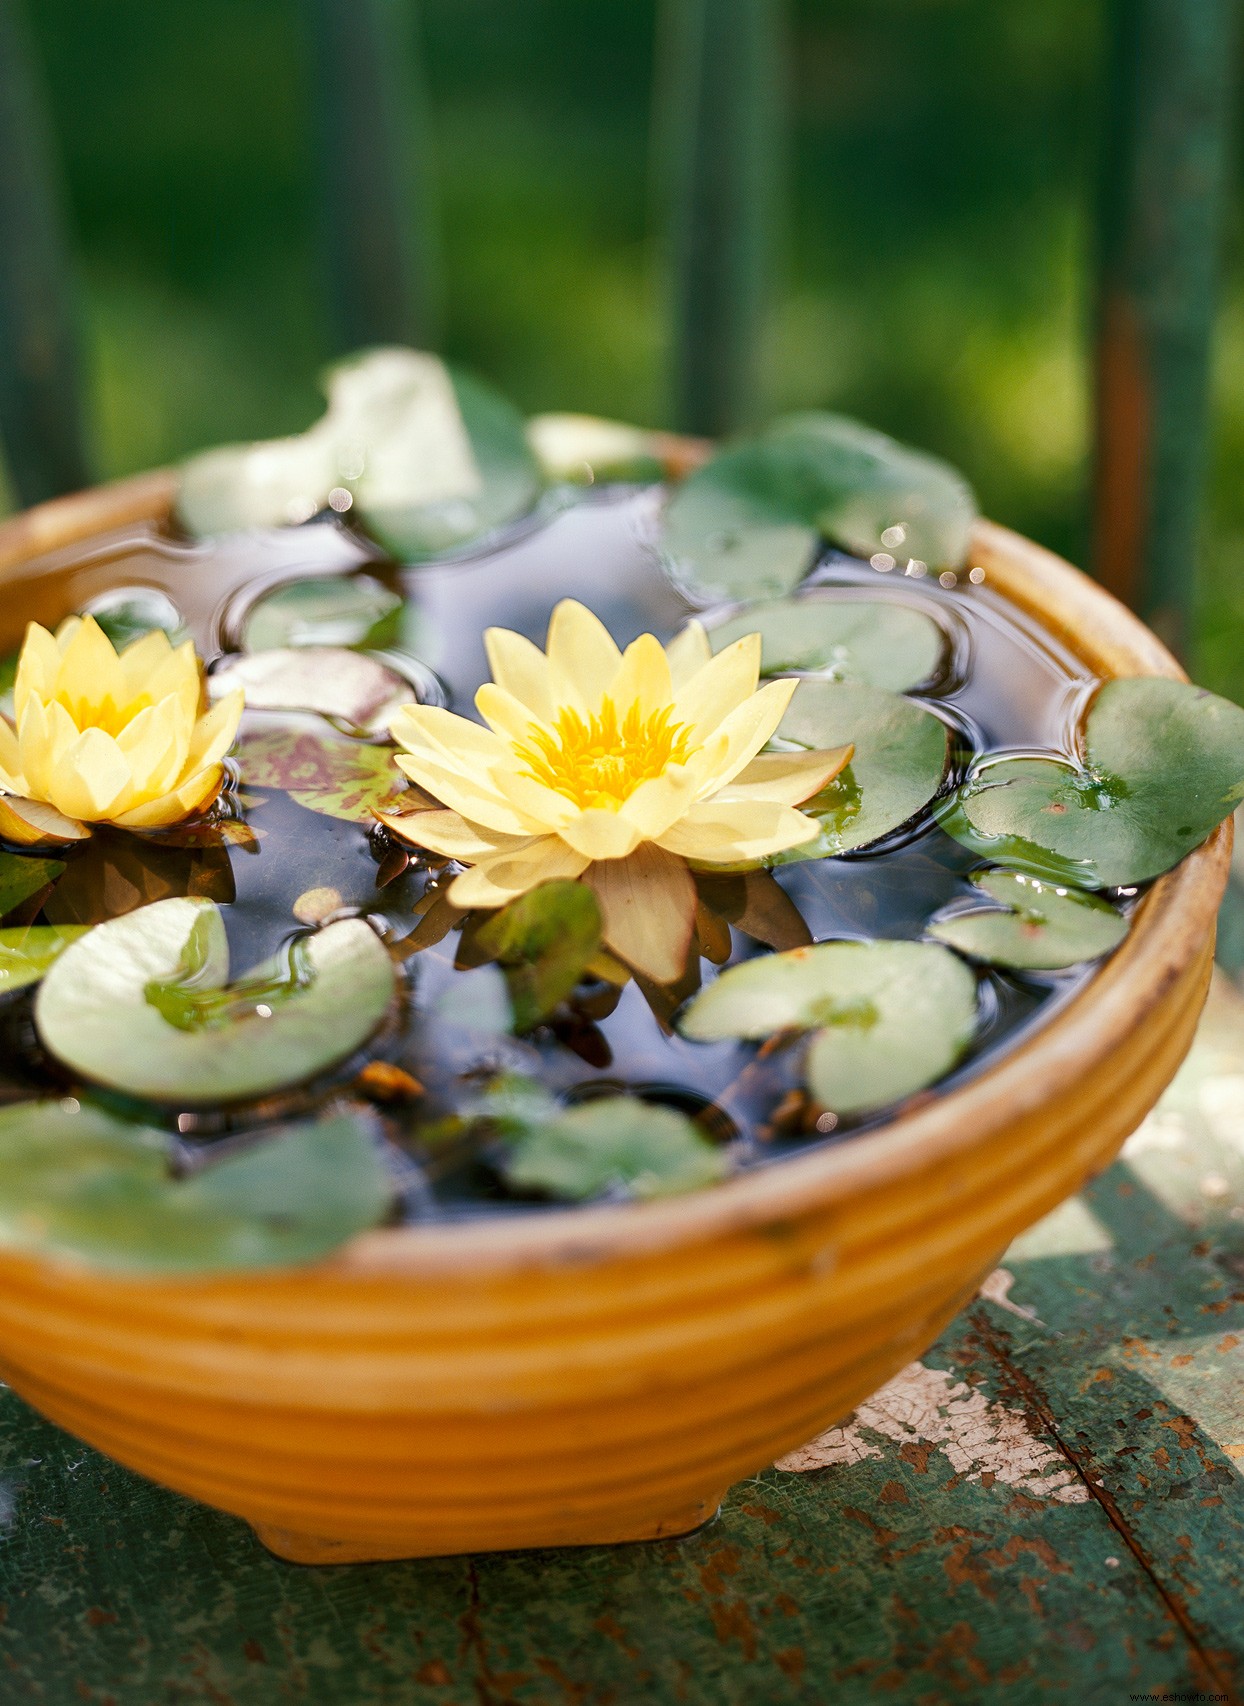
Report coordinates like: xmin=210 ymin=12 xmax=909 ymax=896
xmin=967 ymin=1305 xmax=1240 ymax=1703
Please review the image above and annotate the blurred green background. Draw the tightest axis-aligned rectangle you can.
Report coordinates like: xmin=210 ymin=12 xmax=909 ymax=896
xmin=10 ymin=0 xmax=1244 ymax=695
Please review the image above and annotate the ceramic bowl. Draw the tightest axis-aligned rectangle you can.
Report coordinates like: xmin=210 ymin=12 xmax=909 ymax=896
xmin=0 ymin=475 xmax=1228 ymax=1562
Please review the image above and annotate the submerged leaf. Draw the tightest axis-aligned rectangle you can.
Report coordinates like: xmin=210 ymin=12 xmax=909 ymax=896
xmin=236 ymin=726 xmax=408 ymax=822
xmin=0 ymin=924 xmax=89 ymax=995
xmin=241 ymin=574 xmax=403 ymax=652
xmin=941 ymin=678 xmax=1244 ymax=888
xmin=36 ymin=897 xmax=395 ymax=1103
xmin=771 ymin=681 xmax=949 ymax=861
xmin=0 ymin=851 xmax=64 ymax=920
xmin=928 ymin=870 xmax=1128 ymax=970
xmin=475 ymin=880 xmax=602 ymax=1030
xmin=664 ymin=412 xmax=977 ymax=601
xmin=81 ymin=586 xmax=187 ymax=652
xmin=211 ymin=647 xmax=416 ymax=736
xmin=710 ymin=594 xmax=944 ymax=691
xmin=0 ymin=1102 xmax=390 ymax=1271
xmin=501 ymin=1096 xmax=728 ymax=1201
xmin=433 ymin=963 xmax=513 ymax=1035
xmin=680 ymin=938 xmax=977 ymax=1115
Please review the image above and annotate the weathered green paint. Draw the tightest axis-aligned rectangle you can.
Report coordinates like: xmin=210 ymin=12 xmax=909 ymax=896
xmin=1091 ymin=0 xmax=1236 ymax=657
xmin=303 ymin=0 xmax=439 ymax=353
xmin=656 ymin=0 xmax=782 ymax=438
xmin=0 ymin=0 xmax=90 ymax=506
xmin=1 ymin=980 xmax=1242 ymax=1701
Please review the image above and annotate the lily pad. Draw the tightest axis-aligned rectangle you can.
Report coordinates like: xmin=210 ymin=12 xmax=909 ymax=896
xmin=526 ymin=413 xmax=664 ymax=485
xmin=0 ymin=924 xmax=90 ymax=995
xmin=927 ymin=870 xmax=1128 ymax=970
xmin=771 ymin=681 xmax=949 ymax=861
xmin=664 ymin=412 xmax=977 ymax=602
xmin=501 ymin=1095 xmax=728 ymax=1201
xmin=710 ymin=594 xmax=944 ymax=690
xmin=680 ymin=938 xmax=978 ymax=1115
xmin=941 ymin=678 xmax=1244 ymax=888
xmin=235 ymin=726 xmax=409 ymax=822
xmin=0 ymin=851 xmax=63 ymax=919
xmin=475 ymin=880 xmax=602 ymax=1031
xmin=210 ymin=647 xmax=416 ymax=737
xmin=36 ymin=897 xmax=396 ymax=1103
xmin=0 ymin=1101 xmax=390 ymax=1271
xmin=241 ymin=574 xmax=403 ymax=652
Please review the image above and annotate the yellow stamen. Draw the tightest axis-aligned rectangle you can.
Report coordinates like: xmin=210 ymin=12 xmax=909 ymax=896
xmin=515 ymin=698 xmax=695 ymax=811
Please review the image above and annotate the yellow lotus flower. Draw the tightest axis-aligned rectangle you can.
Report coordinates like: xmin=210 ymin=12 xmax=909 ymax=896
xmin=381 ymin=600 xmax=850 ymax=981
xmin=0 ymin=616 xmax=243 ymax=838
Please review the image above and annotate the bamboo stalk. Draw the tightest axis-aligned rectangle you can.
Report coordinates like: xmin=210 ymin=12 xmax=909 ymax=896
xmin=656 ymin=0 xmax=783 ymax=438
xmin=0 ymin=0 xmax=90 ymax=506
xmin=303 ymin=0 xmax=439 ymax=352
xmin=1091 ymin=0 xmax=1236 ymax=657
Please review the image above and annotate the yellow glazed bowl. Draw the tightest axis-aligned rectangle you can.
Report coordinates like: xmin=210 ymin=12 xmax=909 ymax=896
xmin=0 ymin=476 xmax=1229 ymax=1563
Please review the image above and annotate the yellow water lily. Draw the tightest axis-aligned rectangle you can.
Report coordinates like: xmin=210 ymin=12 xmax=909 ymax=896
xmin=0 ymin=616 xmax=243 ymax=840
xmin=381 ymin=600 xmax=850 ymax=981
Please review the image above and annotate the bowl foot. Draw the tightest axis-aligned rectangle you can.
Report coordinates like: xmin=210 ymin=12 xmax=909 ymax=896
xmin=252 ymin=1492 xmax=727 ymax=1565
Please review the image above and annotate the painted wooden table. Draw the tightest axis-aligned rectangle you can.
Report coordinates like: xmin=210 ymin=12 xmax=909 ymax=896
xmin=1 ymin=976 xmax=1242 ymax=1704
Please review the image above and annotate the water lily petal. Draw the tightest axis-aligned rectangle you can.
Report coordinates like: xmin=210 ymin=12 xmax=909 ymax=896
xmin=657 ymin=798 xmax=818 ymax=863
xmin=18 ymin=697 xmax=66 ymax=797
xmin=449 ymin=836 xmax=589 ymax=908
xmin=665 ymin=620 xmax=712 ymax=690
xmin=14 ymin=624 xmax=61 ymax=722
xmin=583 ymin=843 xmax=697 ymax=983
xmin=376 ymin=806 xmax=523 ymax=861
xmin=716 ymin=744 xmax=853 ymax=807
xmin=112 ymin=764 xmax=225 ymax=828
xmin=116 ymin=628 xmax=176 ymax=707
xmin=54 ymin=616 xmax=128 ymax=729
xmin=558 ymin=808 xmax=643 ymax=862
xmin=391 ymin=704 xmax=511 ymax=775
xmin=493 ymin=768 xmax=578 ymax=830
xmin=606 ymin=632 xmax=672 ymax=714
xmin=395 ymin=752 xmax=537 ymax=834
xmin=545 ymin=599 xmax=622 ymax=710
xmin=483 ymin=627 xmax=556 ymax=722
xmin=475 ymin=681 xmax=547 ymax=747
xmin=115 ymin=697 xmax=190 ymax=801
xmin=699 ymin=677 xmax=800 ymax=793
xmin=619 ymin=763 xmax=699 ymax=839
xmin=47 ymin=727 xmax=133 ymax=821
xmin=672 ymin=631 xmax=762 ymax=740
xmin=185 ymin=689 xmax=244 ymax=774
xmin=0 ymin=718 xmax=25 ymax=793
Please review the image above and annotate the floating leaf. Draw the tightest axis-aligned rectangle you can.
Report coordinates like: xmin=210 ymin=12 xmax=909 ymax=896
xmin=664 ymin=412 xmax=977 ymax=601
xmin=927 ymin=870 xmax=1128 ymax=970
xmin=475 ymin=880 xmax=602 ymax=1030
xmin=941 ymin=678 xmax=1244 ymax=888
xmin=710 ymin=594 xmax=944 ymax=692
xmin=501 ymin=1096 xmax=728 ymax=1201
xmin=240 ymin=574 xmax=403 ymax=652
xmin=235 ymin=726 xmax=408 ymax=822
xmin=0 ymin=851 xmax=64 ymax=920
xmin=36 ymin=897 xmax=395 ymax=1103
xmin=360 ymin=368 xmax=541 ymax=561
xmin=0 ymin=1102 xmax=390 ymax=1271
xmin=0 ymin=924 xmax=89 ymax=995
xmin=527 ymin=413 xmax=664 ymax=484
xmin=771 ymin=681 xmax=949 ymax=862
xmin=81 ymin=586 xmax=187 ymax=651
xmin=211 ymin=647 xmax=416 ymax=736
xmin=0 ymin=794 xmax=90 ymax=848
xmin=680 ymin=939 xmax=977 ymax=1115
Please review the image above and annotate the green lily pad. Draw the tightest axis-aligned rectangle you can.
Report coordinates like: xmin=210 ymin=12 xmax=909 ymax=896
xmin=0 ymin=1101 xmax=390 ymax=1271
xmin=710 ymin=594 xmax=944 ymax=690
xmin=771 ymin=681 xmax=949 ymax=862
xmin=176 ymin=349 xmax=541 ymax=557
xmin=680 ymin=938 xmax=978 ymax=1115
xmin=663 ymin=412 xmax=977 ymax=601
xmin=360 ymin=369 xmax=541 ymax=561
xmin=235 ymin=726 xmax=408 ymax=822
xmin=941 ymin=678 xmax=1244 ymax=888
xmin=501 ymin=1095 xmax=728 ymax=1201
xmin=241 ymin=574 xmax=403 ymax=652
xmin=210 ymin=647 xmax=415 ymax=737
xmin=0 ymin=924 xmax=90 ymax=995
xmin=36 ymin=897 xmax=396 ymax=1103
xmin=475 ymin=880 xmax=602 ymax=1031
xmin=0 ymin=852 xmax=64 ymax=920
xmin=927 ymin=870 xmax=1128 ymax=970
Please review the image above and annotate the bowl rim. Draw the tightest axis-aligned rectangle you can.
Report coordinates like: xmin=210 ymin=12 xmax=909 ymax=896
xmin=0 ymin=477 xmax=1230 ymax=1277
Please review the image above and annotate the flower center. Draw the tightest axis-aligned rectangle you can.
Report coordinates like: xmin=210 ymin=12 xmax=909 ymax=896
xmin=516 ymin=698 xmax=695 ymax=810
